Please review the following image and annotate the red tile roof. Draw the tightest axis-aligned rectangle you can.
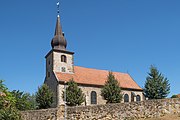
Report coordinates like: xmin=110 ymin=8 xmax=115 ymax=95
xmin=55 ymin=66 xmax=142 ymax=90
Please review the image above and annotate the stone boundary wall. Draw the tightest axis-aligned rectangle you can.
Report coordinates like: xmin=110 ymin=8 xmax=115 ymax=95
xmin=21 ymin=98 xmax=180 ymax=120
xmin=21 ymin=108 xmax=58 ymax=120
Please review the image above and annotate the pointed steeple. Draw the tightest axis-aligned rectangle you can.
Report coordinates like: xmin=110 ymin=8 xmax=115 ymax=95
xmin=51 ymin=15 xmax=67 ymax=50
xmin=54 ymin=15 xmax=63 ymax=36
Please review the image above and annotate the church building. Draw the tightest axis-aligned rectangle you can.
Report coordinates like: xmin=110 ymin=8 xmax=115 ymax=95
xmin=44 ymin=15 xmax=143 ymax=107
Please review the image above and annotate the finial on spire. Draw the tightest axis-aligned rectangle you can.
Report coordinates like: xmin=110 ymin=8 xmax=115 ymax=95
xmin=57 ymin=0 xmax=60 ymax=17
xmin=51 ymin=1 xmax=67 ymax=51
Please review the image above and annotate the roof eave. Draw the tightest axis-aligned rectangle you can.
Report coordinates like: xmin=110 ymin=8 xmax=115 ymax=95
xmin=57 ymin=80 xmax=143 ymax=91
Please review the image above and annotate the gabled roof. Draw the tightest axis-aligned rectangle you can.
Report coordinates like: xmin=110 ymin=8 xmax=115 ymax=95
xmin=55 ymin=66 xmax=143 ymax=91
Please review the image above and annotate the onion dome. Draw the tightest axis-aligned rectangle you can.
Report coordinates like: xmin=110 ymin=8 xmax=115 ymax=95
xmin=51 ymin=15 xmax=67 ymax=50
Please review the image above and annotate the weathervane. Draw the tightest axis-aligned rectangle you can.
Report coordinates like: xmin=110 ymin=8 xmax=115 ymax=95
xmin=57 ymin=0 xmax=60 ymax=17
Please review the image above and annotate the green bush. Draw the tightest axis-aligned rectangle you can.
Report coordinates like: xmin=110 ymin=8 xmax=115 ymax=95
xmin=171 ymin=95 xmax=178 ymax=98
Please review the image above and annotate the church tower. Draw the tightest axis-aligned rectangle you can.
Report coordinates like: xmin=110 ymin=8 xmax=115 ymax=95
xmin=45 ymin=15 xmax=74 ymax=80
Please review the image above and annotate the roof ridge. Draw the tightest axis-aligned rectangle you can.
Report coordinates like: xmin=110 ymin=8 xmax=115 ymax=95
xmin=74 ymin=65 xmax=128 ymax=75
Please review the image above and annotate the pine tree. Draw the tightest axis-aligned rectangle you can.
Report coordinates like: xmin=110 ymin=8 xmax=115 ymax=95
xmin=144 ymin=65 xmax=170 ymax=99
xmin=35 ymin=84 xmax=53 ymax=109
xmin=62 ymin=79 xmax=85 ymax=106
xmin=101 ymin=72 xmax=122 ymax=103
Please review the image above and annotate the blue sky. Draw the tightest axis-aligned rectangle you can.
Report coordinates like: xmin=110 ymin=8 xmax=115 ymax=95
xmin=0 ymin=0 xmax=180 ymax=97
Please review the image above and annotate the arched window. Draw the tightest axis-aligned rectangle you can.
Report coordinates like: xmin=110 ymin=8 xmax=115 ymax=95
xmin=131 ymin=92 xmax=136 ymax=102
xmin=124 ymin=94 xmax=129 ymax=102
xmin=91 ymin=91 xmax=97 ymax=104
xmin=61 ymin=55 xmax=67 ymax=63
xmin=136 ymin=95 xmax=141 ymax=101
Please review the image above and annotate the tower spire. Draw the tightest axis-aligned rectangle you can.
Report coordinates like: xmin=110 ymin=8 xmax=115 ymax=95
xmin=51 ymin=0 xmax=67 ymax=50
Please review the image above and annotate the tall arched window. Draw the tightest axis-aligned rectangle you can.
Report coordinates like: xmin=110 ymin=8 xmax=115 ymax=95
xmin=131 ymin=92 xmax=135 ymax=102
xmin=124 ymin=94 xmax=129 ymax=102
xmin=91 ymin=91 xmax=97 ymax=104
xmin=136 ymin=95 xmax=141 ymax=101
xmin=61 ymin=55 xmax=67 ymax=63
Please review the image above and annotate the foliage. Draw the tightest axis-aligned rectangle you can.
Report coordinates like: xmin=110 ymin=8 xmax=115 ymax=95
xmin=144 ymin=65 xmax=170 ymax=99
xmin=36 ymin=84 xmax=53 ymax=109
xmin=0 ymin=80 xmax=21 ymax=120
xmin=0 ymin=80 xmax=15 ymax=109
xmin=11 ymin=90 xmax=36 ymax=110
xmin=171 ymin=95 xmax=178 ymax=98
xmin=62 ymin=79 xmax=85 ymax=106
xmin=28 ymin=94 xmax=37 ymax=109
xmin=101 ymin=72 xmax=122 ymax=103
xmin=0 ymin=107 xmax=21 ymax=120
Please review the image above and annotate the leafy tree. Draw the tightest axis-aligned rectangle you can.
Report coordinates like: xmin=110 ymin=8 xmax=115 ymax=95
xmin=101 ymin=72 xmax=122 ymax=103
xmin=35 ymin=84 xmax=53 ymax=109
xmin=0 ymin=80 xmax=15 ymax=109
xmin=62 ymin=79 xmax=85 ymax=106
xmin=144 ymin=65 xmax=170 ymax=99
xmin=0 ymin=80 xmax=21 ymax=120
xmin=11 ymin=90 xmax=36 ymax=110
xmin=0 ymin=107 xmax=21 ymax=120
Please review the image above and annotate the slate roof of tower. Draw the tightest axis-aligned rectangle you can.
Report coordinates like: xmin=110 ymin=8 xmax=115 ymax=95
xmin=51 ymin=16 xmax=67 ymax=50
xmin=55 ymin=66 xmax=143 ymax=90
